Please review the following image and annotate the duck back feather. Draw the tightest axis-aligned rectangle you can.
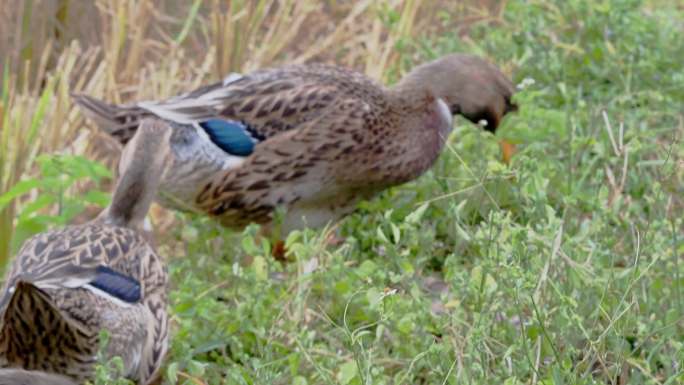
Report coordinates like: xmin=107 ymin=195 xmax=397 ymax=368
xmin=0 ymin=281 xmax=98 ymax=380
xmin=0 ymin=369 xmax=77 ymax=385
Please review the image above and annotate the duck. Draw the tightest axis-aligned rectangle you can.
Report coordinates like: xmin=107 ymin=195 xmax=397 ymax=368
xmin=73 ymin=53 xmax=516 ymax=237
xmin=0 ymin=120 xmax=172 ymax=384
xmin=0 ymin=369 xmax=77 ymax=385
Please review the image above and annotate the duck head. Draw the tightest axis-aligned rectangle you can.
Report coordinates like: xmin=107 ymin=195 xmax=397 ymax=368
xmin=394 ymin=53 xmax=517 ymax=132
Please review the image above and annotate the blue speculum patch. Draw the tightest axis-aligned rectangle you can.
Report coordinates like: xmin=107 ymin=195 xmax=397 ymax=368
xmin=90 ymin=265 xmax=141 ymax=303
xmin=200 ymin=119 xmax=257 ymax=156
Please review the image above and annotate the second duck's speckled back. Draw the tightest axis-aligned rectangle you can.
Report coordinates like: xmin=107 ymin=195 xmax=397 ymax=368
xmin=0 ymin=119 xmax=173 ymax=385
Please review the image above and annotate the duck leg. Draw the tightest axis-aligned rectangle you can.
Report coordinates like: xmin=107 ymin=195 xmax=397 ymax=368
xmin=256 ymin=225 xmax=290 ymax=262
xmin=271 ymin=240 xmax=288 ymax=262
xmin=257 ymin=223 xmax=346 ymax=263
xmin=499 ymin=139 xmax=516 ymax=164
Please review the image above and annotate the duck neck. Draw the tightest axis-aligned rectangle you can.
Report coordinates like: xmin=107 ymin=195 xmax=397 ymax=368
xmin=380 ymin=80 xmax=454 ymax=186
xmin=389 ymin=68 xmax=454 ymax=135
xmin=389 ymin=73 xmax=437 ymax=105
xmin=100 ymin=120 xmax=171 ymax=229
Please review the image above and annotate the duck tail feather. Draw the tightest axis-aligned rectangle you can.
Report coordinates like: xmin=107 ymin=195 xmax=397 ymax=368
xmin=71 ymin=93 xmax=148 ymax=144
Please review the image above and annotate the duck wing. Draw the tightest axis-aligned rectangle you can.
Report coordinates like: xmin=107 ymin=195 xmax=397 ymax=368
xmin=73 ymin=65 xmax=381 ymax=157
xmin=194 ymin=96 xmax=379 ymax=226
xmin=0 ymin=225 xmax=151 ymax=313
xmin=0 ymin=260 xmax=142 ymax=313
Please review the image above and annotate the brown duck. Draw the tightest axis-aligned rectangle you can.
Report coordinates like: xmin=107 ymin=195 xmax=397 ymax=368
xmin=0 ymin=369 xmax=77 ymax=385
xmin=0 ymin=120 xmax=172 ymax=384
xmin=74 ymin=53 xmax=516 ymax=236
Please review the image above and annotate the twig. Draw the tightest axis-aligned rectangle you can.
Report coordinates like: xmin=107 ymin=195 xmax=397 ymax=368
xmin=177 ymin=371 xmax=208 ymax=385
xmin=602 ymin=110 xmax=620 ymax=156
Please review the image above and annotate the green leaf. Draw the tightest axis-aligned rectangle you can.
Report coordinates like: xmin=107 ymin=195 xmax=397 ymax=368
xmin=405 ymin=202 xmax=429 ymax=224
xmin=241 ymin=235 xmax=260 ymax=256
xmin=166 ymin=362 xmax=178 ymax=384
xmin=83 ymin=190 xmax=111 ymax=207
xmin=366 ymin=287 xmax=383 ymax=309
xmin=390 ymin=222 xmax=400 ymax=244
xmin=357 ymin=260 xmax=377 ymax=278
xmin=397 ymin=314 xmax=415 ymax=334
xmin=376 ymin=226 xmax=389 ymax=243
xmin=17 ymin=194 xmax=54 ymax=220
xmin=0 ymin=179 xmax=41 ymax=211
xmin=253 ymin=256 xmax=268 ymax=281
xmin=337 ymin=361 xmax=358 ymax=385
xmin=503 ymin=377 xmax=520 ymax=385
xmin=187 ymin=360 xmax=207 ymax=377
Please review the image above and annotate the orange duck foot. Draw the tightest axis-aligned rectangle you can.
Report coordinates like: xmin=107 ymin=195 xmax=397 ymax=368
xmin=272 ymin=240 xmax=289 ymax=262
xmin=270 ymin=233 xmax=345 ymax=262
xmin=499 ymin=139 xmax=516 ymax=165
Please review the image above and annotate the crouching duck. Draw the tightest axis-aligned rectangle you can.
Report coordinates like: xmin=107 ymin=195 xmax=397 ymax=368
xmin=0 ymin=369 xmax=77 ymax=385
xmin=0 ymin=120 xmax=172 ymax=384
xmin=74 ymin=54 xmax=516 ymax=236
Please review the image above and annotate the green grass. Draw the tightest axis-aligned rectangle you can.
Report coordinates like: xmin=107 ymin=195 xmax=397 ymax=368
xmin=3 ymin=0 xmax=684 ymax=384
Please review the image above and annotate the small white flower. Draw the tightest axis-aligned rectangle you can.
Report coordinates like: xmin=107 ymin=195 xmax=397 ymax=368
xmin=232 ymin=262 xmax=242 ymax=276
xmin=383 ymin=288 xmax=397 ymax=296
xmin=517 ymin=77 xmax=536 ymax=90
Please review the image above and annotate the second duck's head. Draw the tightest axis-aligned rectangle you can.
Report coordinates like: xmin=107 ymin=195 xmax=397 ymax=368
xmin=395 ymin=53 xmax=517 ymax=133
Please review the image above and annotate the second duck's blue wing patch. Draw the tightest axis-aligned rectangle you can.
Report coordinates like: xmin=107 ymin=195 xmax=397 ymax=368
xmin=200 ymin=119 xmax=262 ymax=156
xmin=89 ymin=266 xmax=141 ymax=303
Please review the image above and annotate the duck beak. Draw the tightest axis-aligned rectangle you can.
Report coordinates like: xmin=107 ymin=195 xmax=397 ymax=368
xmin=499 ymin=140 xmax=516 ymax=165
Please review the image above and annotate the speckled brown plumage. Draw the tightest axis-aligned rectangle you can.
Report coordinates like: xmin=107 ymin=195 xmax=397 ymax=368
xmin=74 ymin=53 xmax=516 ymax=234
xmin=0 ymin=368 xmax=77 ymax=385
xmin=0 ymin=120 xmax=172 ymax=384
